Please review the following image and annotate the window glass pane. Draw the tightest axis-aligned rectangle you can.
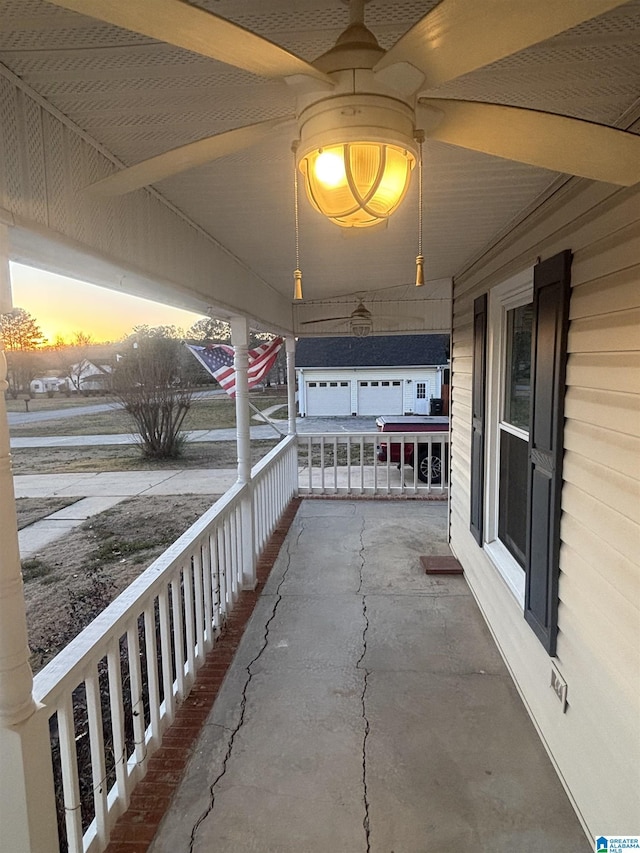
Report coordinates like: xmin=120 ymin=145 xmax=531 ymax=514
xmin=504 ymin=303 xmax=532 ymax=430
xmin=498 ymin=430 xmax=528 ymax=567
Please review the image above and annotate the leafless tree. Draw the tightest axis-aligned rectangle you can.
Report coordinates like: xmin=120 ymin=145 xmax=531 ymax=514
xmin=0 ymin=307 xmax=47 ymax=397
xmin=187 ymin=316 xmax=230 ymax=343
xmin=112 ymin=331 xmax=194 ymax=458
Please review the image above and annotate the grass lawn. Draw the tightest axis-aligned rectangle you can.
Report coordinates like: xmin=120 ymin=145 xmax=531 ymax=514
xmin=5 ymin=396 xmax=109 ymax=413
xmin=9 ymin=391 xmax=289 ymax=436
xmin=11 ymin=439 xmax=280 ymax=474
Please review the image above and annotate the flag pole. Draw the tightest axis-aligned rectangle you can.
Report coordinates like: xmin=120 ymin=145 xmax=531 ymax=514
xmin=248 ymin=400 xmax=286 ymax=437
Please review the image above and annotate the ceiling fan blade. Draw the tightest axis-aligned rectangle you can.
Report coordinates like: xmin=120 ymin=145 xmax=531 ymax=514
xmin=87 ymin=117 xmax=295 ymax=197
xmin=300 ymin=317 xmax=352 ymax=325
xmin=376 ymin=0 xmax=629 ymax=89
xmin=45 ymin=0 xmax=331 ymax=82
xmin=419 ymin=100 xmax=640 ymax=186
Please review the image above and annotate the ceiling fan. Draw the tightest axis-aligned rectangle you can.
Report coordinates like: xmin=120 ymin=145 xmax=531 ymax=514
xmin=45 ymin=0 xmax=640 ymax=229
xmin=300 ymin=300 xmax=374 ymax=337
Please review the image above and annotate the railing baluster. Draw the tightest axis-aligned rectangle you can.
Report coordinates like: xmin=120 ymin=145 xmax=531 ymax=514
xmin=183 ymin=558 xmax=196 ymax=688
xmin=158 ymin=587 xmax=175 ymax=724
xmin=202 ymin=536 xmax=214 ymax=651
xmin=143 ymin=603 xmax=161 ymax=747
xmin=170 ymin=576 xmax=186 ymax=702
xmin=107 ymin=638 xmax=129 ymax=810
xmin=58 ymin=692 xmax=84 ymax=853
xmin=126 ymin=623 xmax=147 ymax=777
xmin=194 ymin=542 xmax=206 ymax=665
xmin=217 ymin=522 xmax=227 ymax=618
xmin=85 ymin=668 xmax=108 ymax=848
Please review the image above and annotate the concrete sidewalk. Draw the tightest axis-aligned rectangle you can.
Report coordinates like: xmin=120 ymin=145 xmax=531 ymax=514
xmin=148 ymin=500 xmax=589 ymax=853
xmin=16 ymin=468 xmax=237 ymax=558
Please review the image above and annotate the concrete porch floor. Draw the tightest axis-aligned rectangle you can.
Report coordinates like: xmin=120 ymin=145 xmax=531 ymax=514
xmin=148 ymin=500 xmax=589 ymax=853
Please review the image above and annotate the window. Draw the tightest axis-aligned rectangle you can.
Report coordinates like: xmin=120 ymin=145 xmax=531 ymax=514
xmin=309 ymin=382 xmax=317 ymax=388
xmin=498 ymin=302 xmax=533 ymax=567
xmin=340 ymin=382 xmax=349 ymax=387
xmin=330 ymin=382 xmax=337 ymax=387
xmin=392 ymin=381 xmax=401 ymax=386
xmin=483 ymin=270 xmax=533 ymax=600
xmin=382 ymin=381 xmax=390 ymax=386
xmin=371 ymin=381 xmax=379 ymax=386
xmin=416 ymin=382 xmax=427 ymax=399
xmin=472 ymin=253 xmax=571 ymax=655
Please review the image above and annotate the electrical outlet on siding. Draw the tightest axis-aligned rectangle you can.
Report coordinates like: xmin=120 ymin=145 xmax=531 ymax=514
xmin=550 ymin=665 xmax=568 ymax=712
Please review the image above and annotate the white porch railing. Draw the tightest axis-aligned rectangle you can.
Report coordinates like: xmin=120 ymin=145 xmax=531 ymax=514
xmin=32 ymin=435 xmax=297 ymax=853
xmin=297 ymin=431 xmax=449 ymax=497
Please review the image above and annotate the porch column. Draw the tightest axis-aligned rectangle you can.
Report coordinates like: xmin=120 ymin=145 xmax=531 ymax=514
xmin=0 ymin=226 xmax=58 ymax=852
xmin=286 ymin=335 xmax=297 ymax=435
xmin=230 ymin=316 xmax=256 ymax=589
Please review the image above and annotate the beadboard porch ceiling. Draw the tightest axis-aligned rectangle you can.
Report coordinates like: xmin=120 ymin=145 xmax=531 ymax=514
xmin=0 ymin=0 xmax=639 ymax=333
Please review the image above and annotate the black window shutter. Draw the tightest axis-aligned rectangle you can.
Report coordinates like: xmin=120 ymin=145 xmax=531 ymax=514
xmin=525 ymin=250 xmax=572 ymax=655
xmin=470 ymin=293 xmax=487 ymax=545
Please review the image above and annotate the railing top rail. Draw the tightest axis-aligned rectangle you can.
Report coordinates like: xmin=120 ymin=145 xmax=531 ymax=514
xmin=33 ymin=479 xmax=248 ymax=703
xmin=300 ymin=431 xmax=450 ymax=439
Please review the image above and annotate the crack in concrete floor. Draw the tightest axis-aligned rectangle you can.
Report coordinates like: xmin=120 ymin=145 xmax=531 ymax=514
xmin=187 ymin=522 xmax=305 ymax=852
xmin=356 ymin=516 xmax=371 ymax=853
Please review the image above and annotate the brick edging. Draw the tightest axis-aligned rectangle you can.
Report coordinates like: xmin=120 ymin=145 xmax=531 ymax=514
xmin=104 ymin=497 xmax=302 ymax=853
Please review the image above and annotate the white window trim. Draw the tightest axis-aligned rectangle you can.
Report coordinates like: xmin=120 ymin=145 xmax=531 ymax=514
xmin=484 ymin=267 xmax=533 ymax=606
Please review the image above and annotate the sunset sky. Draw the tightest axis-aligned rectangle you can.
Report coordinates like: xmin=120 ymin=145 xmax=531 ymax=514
xmin=9 ymin=263 xmax=206 ymax=344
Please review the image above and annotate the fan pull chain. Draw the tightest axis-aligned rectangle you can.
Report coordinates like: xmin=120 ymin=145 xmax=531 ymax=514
xmin=415 ymin=134 xmax=425 ymax=287
xmin=293 ymin=143 xmax=303 ymax=300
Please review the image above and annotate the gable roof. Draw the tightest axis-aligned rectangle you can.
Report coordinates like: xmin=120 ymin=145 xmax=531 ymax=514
xmin=296 ymin=335 xmax=450 ymax=368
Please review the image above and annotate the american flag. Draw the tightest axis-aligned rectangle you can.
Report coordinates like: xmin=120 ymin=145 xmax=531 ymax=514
xmin=186 ymin=337 xmax=283 ymax=397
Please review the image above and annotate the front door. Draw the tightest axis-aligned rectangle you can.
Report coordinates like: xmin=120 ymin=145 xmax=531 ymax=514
xmin=414 ymin=381 xmax=429 ymax=414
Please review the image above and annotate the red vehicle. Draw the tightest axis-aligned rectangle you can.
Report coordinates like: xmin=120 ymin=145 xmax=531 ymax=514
xmin=376 ymin=415 xmax=449 ymax=483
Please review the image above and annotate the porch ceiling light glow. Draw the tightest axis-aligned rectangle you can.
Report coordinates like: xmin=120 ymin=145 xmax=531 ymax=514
xmin=299 ymin=141 xmax=416 ymax=228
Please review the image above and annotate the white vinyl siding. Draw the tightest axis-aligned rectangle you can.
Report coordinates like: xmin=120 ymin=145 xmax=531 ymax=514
xmin=449 ymin=181 xmax=640 ymax=839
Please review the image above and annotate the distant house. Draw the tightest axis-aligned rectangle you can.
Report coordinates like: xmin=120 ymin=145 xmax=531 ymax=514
xmin=67 ymin=359 xmax=113 ymax=394
xmin=296 ymin=335 xmax=449 ymax=417
xmin=30 ymin=372 xmax=67 ymax=395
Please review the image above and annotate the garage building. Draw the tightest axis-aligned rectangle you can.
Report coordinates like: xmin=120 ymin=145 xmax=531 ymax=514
xmin=296 ymin=335 xmax=449 ymax=417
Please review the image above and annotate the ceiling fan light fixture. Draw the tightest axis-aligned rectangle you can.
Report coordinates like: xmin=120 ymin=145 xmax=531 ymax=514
xmin=299 ymin=142 xmax=415 ymax=228
xmin=351 ymin=316 xmax=373 ymax=337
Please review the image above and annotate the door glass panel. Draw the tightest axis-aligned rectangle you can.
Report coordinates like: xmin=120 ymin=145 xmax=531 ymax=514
xmin=504 ymin=303 xmax=532 ymax=430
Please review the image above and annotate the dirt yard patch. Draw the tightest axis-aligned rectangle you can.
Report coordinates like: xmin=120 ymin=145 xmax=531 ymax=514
xmin=16 ymin=497 xmax=80 ymax=529
xmin=24 ymin=494 xmax=218 ymax=672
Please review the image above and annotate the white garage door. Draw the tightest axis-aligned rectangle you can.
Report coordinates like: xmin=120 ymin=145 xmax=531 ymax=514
xmin=306 ymin=381 xmax=351 ymax=416
xmin=358 ymin=380 xmax=403 ymax=415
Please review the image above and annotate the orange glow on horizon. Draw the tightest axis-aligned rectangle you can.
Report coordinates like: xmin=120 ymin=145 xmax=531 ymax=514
xmin=9 ymin=263 xmax=206 ymax=344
